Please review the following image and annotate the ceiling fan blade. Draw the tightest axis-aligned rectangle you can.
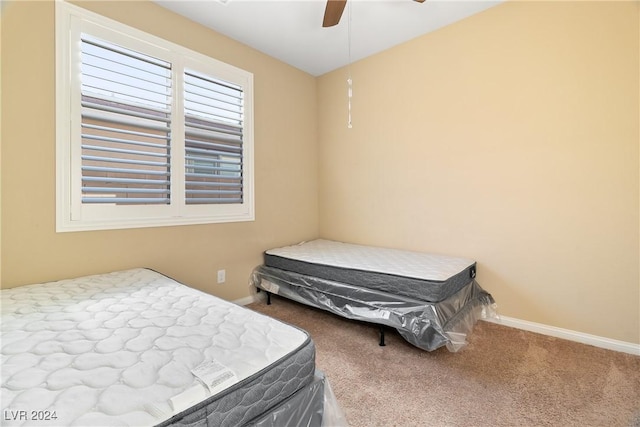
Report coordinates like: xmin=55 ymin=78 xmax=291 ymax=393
xmin=414 ymin=0 xmax=426 ymax=3
xmin=323 ymin=0 xmax=347 ymax=28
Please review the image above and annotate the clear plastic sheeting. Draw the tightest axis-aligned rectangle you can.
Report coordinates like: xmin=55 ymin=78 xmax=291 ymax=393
xmin=321 ymin=372 xmax=348 ymax=427
xmin=247 ymin=370 xmax=347 ymax=427
xmin=251 ymin=265 xmax=497 ymax=353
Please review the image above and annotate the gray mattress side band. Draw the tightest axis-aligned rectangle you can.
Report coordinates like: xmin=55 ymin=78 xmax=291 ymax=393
xmin=161 ymin=336 xmax=316 ymax=427
xmin=264 ymin=253 xmax=477 ymax=303
xmin=247 ymin=371 xmax=325 ymax=427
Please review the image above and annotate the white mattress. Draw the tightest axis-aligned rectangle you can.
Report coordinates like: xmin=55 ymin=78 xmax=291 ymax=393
xmin=1 ymin=268 xmax=309 ymax=426
xmin=267 ymin=239 xmax=474 ymax=281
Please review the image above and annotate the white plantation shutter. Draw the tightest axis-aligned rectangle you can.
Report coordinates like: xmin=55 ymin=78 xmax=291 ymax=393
xmin=80 ymin=35 xmax=172 ymax=205
xmin=184 ymin=70 xmax=244 ymax=205
xmin=56 ymin=2 xmax=254 ymax=232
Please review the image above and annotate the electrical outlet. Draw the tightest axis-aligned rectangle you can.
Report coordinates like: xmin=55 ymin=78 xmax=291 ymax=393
xmin=217 ymin=269 xmax=226 ymax=284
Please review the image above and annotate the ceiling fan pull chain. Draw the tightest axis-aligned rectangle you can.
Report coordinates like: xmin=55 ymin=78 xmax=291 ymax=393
xmin=347 ymin=77 xmax=353 ymax=129
xmin=347 ymin=0 xmax=353 ymax=129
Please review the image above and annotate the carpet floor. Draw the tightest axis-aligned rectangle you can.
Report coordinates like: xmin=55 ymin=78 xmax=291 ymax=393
xmin=248 ymin=295 xmax=640 ymax=427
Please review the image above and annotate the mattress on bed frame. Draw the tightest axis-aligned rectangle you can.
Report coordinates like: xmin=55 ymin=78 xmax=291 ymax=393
xmin=1 ymin=268 xmax=322 ymax=427
xmin=265 ymin=239 xmax=477 ymax=303
xmin=252 ymin=264 xmax=495 ymax=353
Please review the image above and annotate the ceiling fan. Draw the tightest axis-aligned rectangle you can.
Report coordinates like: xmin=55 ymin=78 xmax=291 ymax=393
xmin=323 ymin=0 xmax=426 ymax=28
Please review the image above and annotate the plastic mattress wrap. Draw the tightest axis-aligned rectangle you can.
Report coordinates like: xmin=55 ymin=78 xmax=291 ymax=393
xmin=248 ymin=370 xmax=347 ymax=427
xmin=251 ymin=266 xmax=497 ymax=352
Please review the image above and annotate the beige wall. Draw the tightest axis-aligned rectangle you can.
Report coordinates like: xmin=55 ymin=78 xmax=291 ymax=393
xmin=2 ymin=0 xmax=639 ymax=345
xmin=1 ymin=0 xmax=319 ymax=300
xmin=318 ymin=1 xmax=639 ymax=344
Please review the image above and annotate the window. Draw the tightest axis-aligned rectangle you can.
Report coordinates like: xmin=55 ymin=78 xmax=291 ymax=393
xmin=56 ymin=2 xmax=254 ymax=232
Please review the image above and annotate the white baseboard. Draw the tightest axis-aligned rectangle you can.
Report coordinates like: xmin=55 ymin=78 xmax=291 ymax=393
xmin=483 ymin=315 xmax=640 ymax=356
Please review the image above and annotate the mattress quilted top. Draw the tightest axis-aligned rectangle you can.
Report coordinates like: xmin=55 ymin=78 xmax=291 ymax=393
xmin=1 ymin=268 xmax=308 ymax=426
xmin=266 ymin=239 xmax=475 ymax=281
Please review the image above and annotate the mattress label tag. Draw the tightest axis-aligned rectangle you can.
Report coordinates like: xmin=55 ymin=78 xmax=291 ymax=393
xmin=191 ymin=360 xmax=237 ymax=394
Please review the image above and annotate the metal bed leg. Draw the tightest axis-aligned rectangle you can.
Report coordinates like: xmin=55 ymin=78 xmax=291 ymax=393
xmin=256 ymin=287 xmax=272 ymax=305
xmin=379 ymin=325 xmax=386 ymax=346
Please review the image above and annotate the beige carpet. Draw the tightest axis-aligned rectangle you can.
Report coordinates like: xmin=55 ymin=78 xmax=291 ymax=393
xmin=248 ymin=295 xmax=640 ymax=427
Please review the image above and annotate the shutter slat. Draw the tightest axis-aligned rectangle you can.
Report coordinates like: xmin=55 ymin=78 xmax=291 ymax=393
xmin=186 ymin=172 xmax=241 ymax=180
xmin=83 ymin=101 xmax=171 ymax=123
xmin=184 ymin=77 xmax=242 ymax=99
xmin=185 ymin=180 xmax=241 ymax=188
xmin=187 ymin=190 xmax=241 ymax=196
xmin=83 ymin=176 xmax=170 ymax=186
xmin=83 ymin=143 xmax=169 ymax=159
xmin=83 ymin=165 xmax=169 ymax=176
xmin=184 ymin=71 xmax=242 ymax=97
xmin=185 ymin=139 xmax=242 ymax=156
xmin=82 ymin=110 xmax=170 ymax=133
xmin=185 ymin=93 xmax=242 ymax=116
xmin=83 ymin=82 xmax=169 ymax=109
xmin=186 ymin=198 xmax=243 ymax=204
xmin=82 ymin=72 xmax=169 ymax=98
xmin=185 ymin=165 xmax=240 ymax=175
xmin=83 ymin=35 xmax=170 ymax=69
xmin=82 ymin=197 xmax=170 ymax=204
xmin=82 ymin=155 xmax=169 ymax=168
xmin=83 ymin=187 xmax=170 ymax=194
xmin=186 ymin=148 xmax=242 ymax=159
xmin=185 ymin=103 xmax=242 ymax=124
xmin=82 ymin=123 xmax=170 ymax=142
xmin=185 ymin=116 xmax=242 ymax=135
xmin=82 ymin=59 xmax=170 ymax=88
xmin=185 ymin=86 xmax=242 ymax=108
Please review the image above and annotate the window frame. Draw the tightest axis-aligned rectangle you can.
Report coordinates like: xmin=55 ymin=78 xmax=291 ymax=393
xmin=55 ymin=1 xmax=254 ymax=232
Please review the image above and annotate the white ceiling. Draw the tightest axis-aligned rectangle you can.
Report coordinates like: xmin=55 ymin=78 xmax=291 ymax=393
xmin=154 ymin=0 xmax=503 ymax=77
